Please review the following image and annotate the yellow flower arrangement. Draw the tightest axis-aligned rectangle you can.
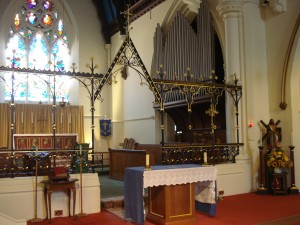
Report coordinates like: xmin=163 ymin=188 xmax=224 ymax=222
xmin=267 ymin=148 xmax=293 ymax=169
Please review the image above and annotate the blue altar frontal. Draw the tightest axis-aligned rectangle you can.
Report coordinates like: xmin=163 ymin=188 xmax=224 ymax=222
xmin=124 ymin=164 xmax=217 ymax=225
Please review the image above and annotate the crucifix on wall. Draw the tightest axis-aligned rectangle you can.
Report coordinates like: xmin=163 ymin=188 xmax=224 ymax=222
xmin=37 ymin=113 xmax=48 ymax=133
xmin=260 ymin=119 xmax=281 ymax=153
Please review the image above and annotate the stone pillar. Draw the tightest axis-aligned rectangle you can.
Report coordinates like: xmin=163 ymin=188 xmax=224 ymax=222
xmin=217 ymin=0 xmax=244 ymax=147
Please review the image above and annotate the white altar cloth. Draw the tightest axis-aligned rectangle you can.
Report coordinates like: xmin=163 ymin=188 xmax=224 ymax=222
xmin=143 ymin=165 xmax=217 ymax=187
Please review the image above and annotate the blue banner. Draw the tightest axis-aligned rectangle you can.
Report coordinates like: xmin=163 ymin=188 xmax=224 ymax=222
xmin=100 ymin=119 xmax=111 ymax=137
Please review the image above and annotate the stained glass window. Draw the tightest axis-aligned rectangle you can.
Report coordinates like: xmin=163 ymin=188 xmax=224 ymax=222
xmin=41 ymin=14 xmax=53 ymax=26
xmin=14 ymin=14 xmax=20 ymax=30
xmin=42 ymin=1 xmax=53 ymax=11
xmin=5 ymin=0 xmax=70 ymax=103
xmin=26 ymin=11 xmax=38 ymax=25
xmin=28 ymin=32 xmax=49 ymax=70
xmin=27 ymin=0 xmax=38 ymax=9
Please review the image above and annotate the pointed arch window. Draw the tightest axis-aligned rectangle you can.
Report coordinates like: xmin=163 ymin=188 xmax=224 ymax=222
xmin=5 ymin=0 xmax=70 ymax=103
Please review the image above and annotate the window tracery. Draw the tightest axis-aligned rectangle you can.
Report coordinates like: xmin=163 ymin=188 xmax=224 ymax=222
xmin=5 ymin=0 xmax=70 ymax=103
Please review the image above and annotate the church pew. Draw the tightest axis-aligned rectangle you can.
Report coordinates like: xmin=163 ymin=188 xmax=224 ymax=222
xmin=109 ymin=148 xmax=156 ymax=180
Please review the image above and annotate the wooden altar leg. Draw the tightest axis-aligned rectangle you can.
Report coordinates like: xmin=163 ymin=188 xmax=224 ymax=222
xmin=146 ymin=183 xmax=197 ymax=225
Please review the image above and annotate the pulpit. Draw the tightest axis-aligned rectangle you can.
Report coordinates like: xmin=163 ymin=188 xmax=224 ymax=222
xmin=124 ymin=164 xmax=217 ymax=225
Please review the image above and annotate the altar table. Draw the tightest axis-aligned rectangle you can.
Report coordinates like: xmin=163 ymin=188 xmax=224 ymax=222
xmin=124 ymin=164 xmax=217 ymax=225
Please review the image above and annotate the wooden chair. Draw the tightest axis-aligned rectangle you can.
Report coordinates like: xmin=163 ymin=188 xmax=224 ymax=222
xmin=123 ymin=138 xmax=129 ymax=149
xmin=127 ymin=138 xmax=136 ymax=149
xmin=122 ymin=138 xmax=136 ymax=149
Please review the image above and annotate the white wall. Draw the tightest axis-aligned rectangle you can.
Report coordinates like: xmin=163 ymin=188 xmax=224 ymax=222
xmin=289 ymin=13 xmax=300 ymax=189
xmin=66 ymin=0 xmax=109 ymax=151
xmin=242 ymin=0 xmax=271 ymax=190
xmin=109 ymin=0 xmax=173 ymax=146
xmin=263 ymin=0 xmax=300 ymax=188
xmin=0 ymin=174 xmax=100 ymax=225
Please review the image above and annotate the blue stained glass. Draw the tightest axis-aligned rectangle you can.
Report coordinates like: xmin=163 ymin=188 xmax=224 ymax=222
xmin=19 ymin=29 xmax=25 ymax=38
xmin=5 ymin=0 xmax=70 ymax=103
xmin=44 ymin=30 xmax=51 ymax=39
xmin=26 ymin=12 xmax=38 ymax=25
xmin=4 ymin=73 xmax=27 ymax=101
xmin=14 ymin=73 xmax=27 ymax=101
xmin=28 ymin=33 xmax=49 ymax=70
xmin=27 ymin=0 xmax=38 ymax=9
xmin=50 ymin=75 xmax=69 ymax=101
xmin=52 ymin=39 xmax=69 ymax=72
xmin=6 ymin=34 xmax=26 ymax=68
xmin=63 ymin=34 xmax=68 ymax=43
xmin=28 ymin=74 xmax=49 ymax=101
xmin=27 ymin=27 xmax=34 ymax=38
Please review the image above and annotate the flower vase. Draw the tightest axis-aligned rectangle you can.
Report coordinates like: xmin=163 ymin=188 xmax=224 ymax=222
xmin=274 ymin=167 xmax=282 ymax=173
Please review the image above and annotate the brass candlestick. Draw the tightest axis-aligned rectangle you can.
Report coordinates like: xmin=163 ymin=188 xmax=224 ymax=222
xmin=203 ymin=152 xmax=209 ymax=166
xmin=145 ymin=153 xmax=151 ymax=170
xmin=30 ymin=149 xmax=43 ymax=223
xmin=145 ymin=165 xmax=151 ymax=170
xmin=77 ymin=149 xmax=87 ymax=217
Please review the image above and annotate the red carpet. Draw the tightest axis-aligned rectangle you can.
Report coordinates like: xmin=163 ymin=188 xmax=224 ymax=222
xmin=196 ymin=193 xmax=300 ymax=225
xmin=28 ymin=193 xmax=300 ymax=225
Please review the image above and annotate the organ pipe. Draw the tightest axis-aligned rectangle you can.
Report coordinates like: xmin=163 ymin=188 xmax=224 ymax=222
xmin=151 ymin=0 xmax=214 ymax=102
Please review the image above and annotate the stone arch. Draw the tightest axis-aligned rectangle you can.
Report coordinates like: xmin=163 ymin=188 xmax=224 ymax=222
xmin=289 ymin=15 xmax=300 ymax=188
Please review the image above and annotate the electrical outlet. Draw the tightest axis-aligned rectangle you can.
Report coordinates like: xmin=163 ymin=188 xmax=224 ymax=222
xmin=54 ymin=210 xmax=63 ymax=216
